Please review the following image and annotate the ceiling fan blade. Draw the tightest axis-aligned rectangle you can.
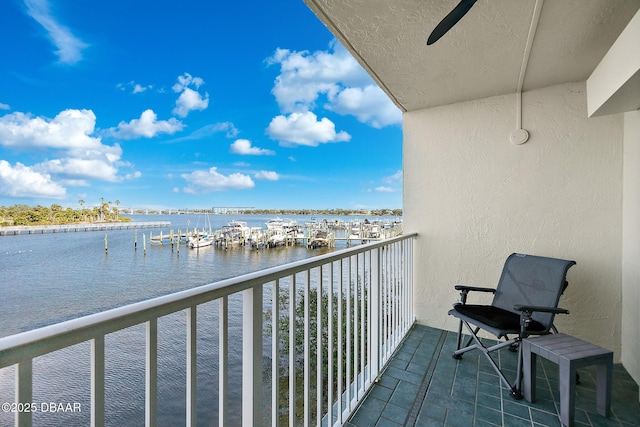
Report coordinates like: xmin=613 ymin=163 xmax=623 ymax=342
xmin=427 ymin=0 xmax=478 ymax=45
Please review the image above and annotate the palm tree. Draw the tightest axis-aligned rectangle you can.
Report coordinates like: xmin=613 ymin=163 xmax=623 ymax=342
xmin=98 ymin=197 xmax=105 ymax=221
xmin=78 ymin=199 xmax=86 ymax=222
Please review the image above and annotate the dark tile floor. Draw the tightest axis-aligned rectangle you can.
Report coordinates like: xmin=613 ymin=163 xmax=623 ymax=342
xmin=346 ymin=325 xmax=640 ymax=427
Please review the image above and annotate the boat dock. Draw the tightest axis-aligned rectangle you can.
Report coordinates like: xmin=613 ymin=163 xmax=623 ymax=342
xmin=148 ymin=218 xmax=403 ymax=250
xmin=0 ymin=221 xmax=171 ymax=236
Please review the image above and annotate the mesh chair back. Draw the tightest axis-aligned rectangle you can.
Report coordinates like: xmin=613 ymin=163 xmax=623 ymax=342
xmin=492 ymin=253 xmax=576 ymax=329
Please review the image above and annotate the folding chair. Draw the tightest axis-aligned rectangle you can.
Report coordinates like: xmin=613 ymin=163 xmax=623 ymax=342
xmin=449 ymin=253 xmax=576 ymax=399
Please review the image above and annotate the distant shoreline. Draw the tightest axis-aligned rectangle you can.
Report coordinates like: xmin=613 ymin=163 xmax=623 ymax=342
xmin=119 ymin=209 xmax=403 ymax=216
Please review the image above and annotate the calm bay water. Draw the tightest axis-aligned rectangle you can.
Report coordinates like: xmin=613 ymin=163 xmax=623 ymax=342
xmin=0 ymin=214 xmax=363 ymax=426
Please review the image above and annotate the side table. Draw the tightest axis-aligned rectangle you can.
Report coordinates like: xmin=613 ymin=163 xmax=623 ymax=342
xmin=522 ymin=333 xmax=612 ymax=427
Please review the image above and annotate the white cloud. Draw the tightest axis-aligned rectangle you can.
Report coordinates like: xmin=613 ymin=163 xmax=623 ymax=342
xmin=124 ymin=171 xmax=142 ymax=180
xmin=174 ymin=88 xmax=209 ymax=117
xmin=37 ymin=158 xmax=120 ymax=182
xmin=0 ymin=160 xmax=66 ymax=198
xmin=326 ymin=85 xmax=402 ymax=128
xmin=181 ymin=167 xmax=254 ymax=193
xmin=111 ymin=109 xmax=184 ymax=139
xmin=368 ymin=171 xmax=402 ymax=193
xmin=374 ymin=186 xmax=394 ymax=193
xmin=132 ymin=84 xmax=149 ymax=94
xmin=254 ymin=170 xmax=279 ymax=181
xmin=266 ymin=111 xmax=350 ymax=147
xmin=230 ymin=139 xmax=275 ymax=155
xmin=24 ymin=0 xmax=88 ymax=65
xmin=0 ymin=102 xmax=9 ymax=110
xmin=0 ymin=109 xmax=103 ymax=150
xmin=384 ymin=170 xmax=403 ymax=184
xmin=172 ymin=73 xmax=205 ymax=92
xmin=0 ymin=108 xmax=138 ymax=188
xmin=267 ymin=40 xmax=400 ymax=128
xmin=267 ymin=41 xmax=370 ymax=113
xmin=117 ymin=81 xmax=154 ymax=94
xmin=164 ymin=122 xmax=239 ymax=143
xmin=172 ymin=73 xmax=209 ymax=117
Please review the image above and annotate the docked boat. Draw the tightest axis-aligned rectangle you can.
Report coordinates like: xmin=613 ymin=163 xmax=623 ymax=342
xmin=216 ymin=220 xmax=250 ymax=246
xmin=308 ymin=230 xmax=332 ymax=248
xmin=246 ymin=227 xmax=266 ymax=249
xmin=187 ymin=232 xmax=214 ymax=248
xmin=267 ymin=230 xmax=287 ymax=247
xmin=187 ymin=214 xmax=214 ymax=248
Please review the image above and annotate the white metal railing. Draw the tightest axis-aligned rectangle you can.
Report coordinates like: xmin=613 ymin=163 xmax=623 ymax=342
xmin=0 ymin=233 xmax=416 ymax=427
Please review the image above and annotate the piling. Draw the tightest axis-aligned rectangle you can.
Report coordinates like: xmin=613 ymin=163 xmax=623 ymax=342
xmin=134 ymin=229 xmax=138 ymax=251
xmin=105 ymin=234 xmax=108 ymax=253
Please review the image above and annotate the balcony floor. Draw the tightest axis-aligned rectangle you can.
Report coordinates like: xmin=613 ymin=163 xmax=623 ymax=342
xmin=346 ymin=325 xmax=640 ymax=427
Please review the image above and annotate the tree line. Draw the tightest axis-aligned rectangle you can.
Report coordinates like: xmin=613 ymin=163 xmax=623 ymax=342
xmin=236 ymin=208 xmax=402 ymax=216
xmin=0 ymin=199 xmax=129 ymax=226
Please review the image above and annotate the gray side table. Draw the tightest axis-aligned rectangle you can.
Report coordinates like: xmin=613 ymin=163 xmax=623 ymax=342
xmin=522 ymin=333 xmax=612 ymax=427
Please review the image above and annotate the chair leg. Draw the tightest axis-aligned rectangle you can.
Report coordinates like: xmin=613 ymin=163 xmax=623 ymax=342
xmin=453 ymin=319 xmax=464 ymax=359
xmin=456 ymin=320 xmax=523 ymax=400
xmin=513 ymin=337 xmax=524 ymax=400
xmin=453 ymin=323 xmax=478 ymax=359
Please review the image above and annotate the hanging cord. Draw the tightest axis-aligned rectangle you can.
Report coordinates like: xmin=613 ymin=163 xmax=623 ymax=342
xmin=511 ymin=0 xmax=544 ymax=144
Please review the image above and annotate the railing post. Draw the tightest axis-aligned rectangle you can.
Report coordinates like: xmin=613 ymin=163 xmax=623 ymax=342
xmin=219 ymin=296 xmax=229 ymax=427
xmin=336 ymin=260 xmax=344 ymax=423
xmin=271 ymin=283 xmax=279 ymax=427
xmin=187 ymin=306 xmax=197 ymax=427
xmin=345 ymin=256 xmax=352 ymax=413
xmin=316 ymin=267 xmax=323 ymax=427
xmin=91 ymin=335 xmax=105 ymax=427
xmin=359 ymin=252 xmax=365 ymax=394
xmin=289 ymin=275 xmax=296 ymax=427
xmin=16 ymin=360 xmax=33 ymax=427
xmin=243 ymin=285 xmax=263 ymax=427
xmin=370 ymin=247 xmax=381 ymax=380
xmin=146 ymin=318 xmax=158 ymax=427
xmin=304 ymin=270 xmax=311 ymax=427
xmin=326 ymin=263 xmax=334 ymax=427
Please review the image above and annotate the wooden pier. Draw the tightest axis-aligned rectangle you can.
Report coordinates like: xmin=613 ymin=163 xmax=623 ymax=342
xmin=0 ymin=221 xmax=171 ymax=236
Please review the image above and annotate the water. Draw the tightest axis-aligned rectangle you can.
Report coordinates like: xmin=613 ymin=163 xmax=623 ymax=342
xmin=0 ymin=214 xmax=372 ymax=426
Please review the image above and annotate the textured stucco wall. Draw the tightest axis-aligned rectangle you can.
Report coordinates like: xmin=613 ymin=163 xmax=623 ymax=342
xmin=403 ymin=82 xmax=624 ymax=358
xmin=622 ymin=109 xmax=640 ymax=389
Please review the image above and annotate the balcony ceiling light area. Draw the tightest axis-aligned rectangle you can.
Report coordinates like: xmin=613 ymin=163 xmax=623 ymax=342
xmin=303 ymin=0 xmax=640 ymax=112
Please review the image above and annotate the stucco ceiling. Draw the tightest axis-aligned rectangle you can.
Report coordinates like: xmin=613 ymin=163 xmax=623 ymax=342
xmin=304 ymin=0 xmax=640 ymax=112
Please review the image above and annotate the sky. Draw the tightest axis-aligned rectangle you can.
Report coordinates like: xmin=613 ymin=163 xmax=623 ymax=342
xmin=0 ymin=0 xmax=403 ymax=211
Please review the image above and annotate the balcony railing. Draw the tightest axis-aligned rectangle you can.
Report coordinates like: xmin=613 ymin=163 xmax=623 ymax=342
xmin=0 ymin=233 xmax=416 ymax=427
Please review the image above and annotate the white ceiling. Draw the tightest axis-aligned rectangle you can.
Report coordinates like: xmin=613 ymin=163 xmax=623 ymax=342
xmin=304 ymin=0 xmax=640 ymax=112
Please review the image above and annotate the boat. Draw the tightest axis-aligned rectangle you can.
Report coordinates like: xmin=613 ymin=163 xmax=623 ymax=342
xmin=308 ymin=229 xmax=332 ymax=248
xmin=187 ymin=214 xmax=214 ymax=248
xmin=246 ymin=227 xmax=266 ymax=249
xmin=265 ymin=217 xmax=284 ymax=230
xmin=267 ymin=230 xmax=287 ymax=247
xmin=187 ymin=231 xmax=214 ymax=248
xmin=216 ymin=220 xmax=250 ymax=246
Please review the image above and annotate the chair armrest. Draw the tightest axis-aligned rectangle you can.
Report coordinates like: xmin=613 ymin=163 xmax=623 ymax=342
xmin=454 ymin=285 xmax=496 ymax=293
xmin=513 ymin=305 xmax=570 ymax=315
xmin=454 ymin=285 xmax=495 ymax=305
xmin=515 ymin=305 xmax=569 ymax=332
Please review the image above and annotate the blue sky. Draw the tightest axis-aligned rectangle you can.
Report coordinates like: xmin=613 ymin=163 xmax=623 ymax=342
xmin=0 ymin=0 xmax=403 ymax=211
